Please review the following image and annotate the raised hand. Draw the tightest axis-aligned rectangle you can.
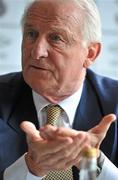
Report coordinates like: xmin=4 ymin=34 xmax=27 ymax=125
xmin=39 ymin=113 xmax=116 ymax=168
xmin=20 ymin=114 xmax=116 ymax=175
xmin=20 ymin=121 xmax=73 ymax=176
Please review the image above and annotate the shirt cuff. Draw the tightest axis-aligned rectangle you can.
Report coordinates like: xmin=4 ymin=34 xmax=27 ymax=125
xmin=4 ymin=154 xmax=44 ymax=180
xmin=97 ymin=153 xmax=118 ymax=180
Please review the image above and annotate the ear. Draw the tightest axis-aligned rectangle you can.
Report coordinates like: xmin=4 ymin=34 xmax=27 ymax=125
xmin=83 ymin=43 xmax=101 ymax=68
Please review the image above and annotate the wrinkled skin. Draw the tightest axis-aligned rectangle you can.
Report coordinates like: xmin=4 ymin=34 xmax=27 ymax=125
xmin=21 ymin=114 xmax=116 ymax=176
xmin=22 ymin=0 xmax=100 ymax=103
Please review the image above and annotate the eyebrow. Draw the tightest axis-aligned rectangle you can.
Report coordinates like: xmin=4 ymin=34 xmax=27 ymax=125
xmin=24 ymin=23 xmax=77 ymax=43
xmin=24 ymin=23 xmax=34 ymax=28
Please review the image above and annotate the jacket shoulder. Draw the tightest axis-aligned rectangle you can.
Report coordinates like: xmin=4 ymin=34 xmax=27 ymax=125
xmin=0 ymin=72 xmax=23 ymax=85
xmin=87 ymin=69 xmax=118 ymax=93
xmin=87 ymin=69 xmax=118 ymax=115
xmin=0 ymin=72 xmax=31 ymax=121
xmin=0 ymin=72 xmax=24 ymax=105
xmin=0 ymin=72 xmax=24 ymax=100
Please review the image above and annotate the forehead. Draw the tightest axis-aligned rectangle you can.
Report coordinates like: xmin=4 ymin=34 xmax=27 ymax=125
xmin=25 ymin=0 xmax=80 ymax=29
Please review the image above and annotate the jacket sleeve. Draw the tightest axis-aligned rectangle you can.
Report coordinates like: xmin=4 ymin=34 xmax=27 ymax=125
xmin=0 ymin=170 xmax=4 ymax=180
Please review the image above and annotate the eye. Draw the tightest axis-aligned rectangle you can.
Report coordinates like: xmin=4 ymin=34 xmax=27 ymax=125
xmin=48 ymin=33 xmax=62 ymax=42
xmin=25 ymin=29 xmax=38 ymax=40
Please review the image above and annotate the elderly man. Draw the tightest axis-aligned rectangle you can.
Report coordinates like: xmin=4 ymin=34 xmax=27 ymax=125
xmin=0 ymin=0 xmax=118 ymax=179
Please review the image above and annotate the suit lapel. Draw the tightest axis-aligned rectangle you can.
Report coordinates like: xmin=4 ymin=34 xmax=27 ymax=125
xmin=7 ymin=80 xmax=39 ymax=134
xmin=73 ymin=78 xmax=116 ymax=160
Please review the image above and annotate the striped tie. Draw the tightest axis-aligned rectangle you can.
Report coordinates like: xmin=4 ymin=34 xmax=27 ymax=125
xmin=43 ymin=105 xmax=73 ymax=180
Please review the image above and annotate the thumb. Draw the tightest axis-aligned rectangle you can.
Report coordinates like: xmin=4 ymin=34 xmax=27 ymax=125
xmin=89 ymin=114 xmax=116 ymax=141
xmin=20 ymin=121 xmax=40 ymax=141
xmin=93 ymin=114 xmax=116 ymax=134
xmin=89 ymin=114 xmax=116 ymax=148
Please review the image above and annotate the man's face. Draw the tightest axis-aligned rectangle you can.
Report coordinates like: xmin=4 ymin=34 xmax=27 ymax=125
xmin=22 ymin=0 xmax=88 ymax=103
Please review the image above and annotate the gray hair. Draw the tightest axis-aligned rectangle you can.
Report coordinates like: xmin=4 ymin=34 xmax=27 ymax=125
xmin=21 ymin=0 xmax=102 ymax=44
xmin=76 ymin=0 xmax=102 ymax=44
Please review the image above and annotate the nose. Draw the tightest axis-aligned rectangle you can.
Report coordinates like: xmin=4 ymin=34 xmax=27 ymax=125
xmin=31 ymin=37 xmax=48 ymax=60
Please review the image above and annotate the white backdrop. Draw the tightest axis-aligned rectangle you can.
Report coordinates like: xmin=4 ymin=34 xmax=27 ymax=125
xmin=0 ymin=0 xmax=118 ymax=79
xmin=0 ymin=0 xmax=29 ymax=74
xmin=92 ymin=0 xmax=118 ymax=79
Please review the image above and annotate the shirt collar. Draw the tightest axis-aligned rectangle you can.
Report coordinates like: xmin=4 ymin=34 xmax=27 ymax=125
xmin=32 ymin=84 xmax=83 ymax=127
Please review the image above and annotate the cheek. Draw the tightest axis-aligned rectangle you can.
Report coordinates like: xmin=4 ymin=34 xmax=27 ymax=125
xmin=50 ymin=51 xmax=73 ymax=82
xmin=22 ymin=47 xmax=32 ymax=72
xmin=22 ymin=44 xmax=30 ymax=59
xmin=61 ymin=53 xmax=85 ymax=82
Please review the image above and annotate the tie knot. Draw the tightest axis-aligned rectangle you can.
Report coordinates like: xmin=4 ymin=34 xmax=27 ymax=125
xmin=46 ymin=105 xmax=62 ymax=126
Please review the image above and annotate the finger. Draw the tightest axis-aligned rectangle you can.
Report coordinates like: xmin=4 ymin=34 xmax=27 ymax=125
xmin=20 ymin=121 xmax=40 ymax=140
xmin=89 ymin=114 xmax=116 ymax=148
xmin=91 ymin=114 xmax=116 ymax=134
xmin=31 ymin=136 xmax=73 ymax=163
xmin=40 ymin=125 xmax=57 ymax=140
xmin=40 ymin=134 xmax=89 ymax=167
xmin=56 ymin=127 xmax=78 ymax=137
xmin=98 ymin=114 xmax=116 ymax=130
xmin=40 ymin=125 xmax=78 ymax=140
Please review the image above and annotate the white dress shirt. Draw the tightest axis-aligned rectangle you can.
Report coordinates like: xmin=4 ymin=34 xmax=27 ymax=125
xmin=4 ymin=86 xmax=118 ymax=180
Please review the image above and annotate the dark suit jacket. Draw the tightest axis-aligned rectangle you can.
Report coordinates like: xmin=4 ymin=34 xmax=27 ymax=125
xmin=0 ymin=69 xmax=118 ymax=180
